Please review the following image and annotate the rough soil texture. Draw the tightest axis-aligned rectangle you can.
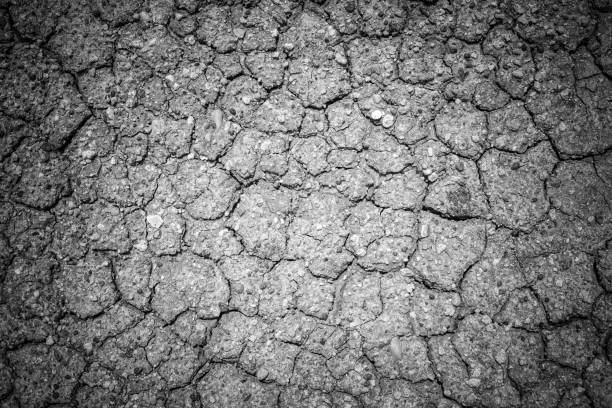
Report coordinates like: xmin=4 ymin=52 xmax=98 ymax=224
xmin=1 ymin=0 xmax=612 ymax=407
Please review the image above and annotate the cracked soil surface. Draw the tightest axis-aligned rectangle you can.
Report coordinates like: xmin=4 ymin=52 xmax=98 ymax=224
xmin=1 ymin=0 xmax=612 ymax=407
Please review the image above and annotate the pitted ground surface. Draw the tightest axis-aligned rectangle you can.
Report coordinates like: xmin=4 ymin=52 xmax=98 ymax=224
xmin=1 ymin=0 xmax=612 ymax=407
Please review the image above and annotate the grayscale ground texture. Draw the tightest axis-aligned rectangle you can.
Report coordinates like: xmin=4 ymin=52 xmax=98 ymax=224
xmin=1 ymin=0 xmax=612 ymax=406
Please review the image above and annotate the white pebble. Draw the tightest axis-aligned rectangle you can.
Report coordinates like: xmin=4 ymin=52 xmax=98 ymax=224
xmin=147 ymin=214 xmax=164 ymax=229
xmin=370 ymin=110 xmax=383 ymax=120
xmin=381 ymin=114 xmax=395 ymax=128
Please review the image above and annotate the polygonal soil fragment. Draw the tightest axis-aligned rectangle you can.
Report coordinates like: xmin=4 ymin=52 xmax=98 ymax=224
xmin=282 ymin=12 xmax=351 ymax=108
xmin=56 ymin=253 xmax=118 ymax=318
xmin=347 ymin=37 xmax=399 ymax=84
xmin=291 ymin=351 xmax=337 ymax=392
xmin=11 ymin=145 xmax=71 ymax=210
xmin=544 ymin=320 xmax=599 ymax=370
xmin=93 ymin=0 xmax=142 ymax=26
xmin=496 ymin=288 xmax=547 ymax=330
xmin=548 ymin=159 xmax=611 ymax=224
xmin=330 ymin=266 xmax=382 ymax=328
xmin=479 ymin=142 xmax=557 ymax=231
xmin=451 ymin=315 xmax=521 ymax=408
xmin=257 ymin=260 xmax=335 ymax=320
xmin=229 ymin=182 xmax=294 ymax=261
xmin=435 ymin=101 xmax=489 ymax=159
xmin=424 ymin=155 xmax=489 ymax=218
xmin=488 ymin=101 xmax=546 ymax=153
xmin=357 ymin=209 xmax=418 ymax=274
xmin=362 ymin=129 xmax=413 ymax=175
xmin=184 ymin=218 xmax=242 ymax=261
xmin=254 ymin=90 xmax=304 ymax=133
xmin=325 ymin=0 xmax=360 ymax=34
xmin=443 ymin=39 xmax=497 ymax=102
xmin=9 ymin=0 xmax=67 ymax=40
xmin=0 ymin=115 xmax=29 ymax=161
xmin=516 ymin=208 xmax=611 ymax=257
xmin=149 ymin=114 xmax=193 ymax=158
xmin=527 ymin=69 xmax=612 ymax=157
xmin=461 ymin=248 xmax=527 ymax=318
xmin=389 ymin=84 xmax=443 ymax=145
xmin=291 ymin=136 xmax=331 ymax=176
xmin=194 ymin=5 xmax=238 ymax=52
xmin=146 ymin=205 xmax=185 ymax=256
xmin=2 ymin=256 xmax=61 ymax=320
xmin=522 ymin=250 xmax=603 ymax=323
xmin=238 ymin=5 xmax=281 ymax=52
xmin=409 ymin=212 xmax=486 ymax=290
xmin=585 ymin=358 xmax=612 ymax=408
xmin=506 ymin=330 xmax=546 ymax=390
xmin=454 ymin=0 xmax=501 ymax=43
xmin=358 ymin=0 xmax=406 ymax=36
xmin=373 ymin=169 xmax=427 ymax=210
xmin=473 ymin=80 xmax=510 ymax=111
xmin=8 ymin=345 xmax=86 ymax=408
xmin=192 ymin=108 xmax=239 ymax=161
xmin=287 ymin=56 xmax=351 ymax=108
xmin=366 ymin=335 xmax=435 ymax=382
xmin=206 ymin=312 xmax=269 ymax=362
xmin=428 ymin=335 xmax=479 ymax=406
xmin=220 ymin=76 xmax=267 ymax=126
xmin=218 ymin=255 xmax=272 ymax=316
xmin=482 ymin=26 xmax=535 ymax=99
xmin=325 ymin=98 xmax=372 ymax=149
xmin=170 ymin=159 xmax=239 ymax=220
xmin=47 ymin=6 xmax=114 ymax=72
xmin=222 ymin=130 xmax=288 ymax=181
xmin=593 ymin=13 xmax=612 ymax=76
xmin=245 ymin=51 xmax=287 ymax=90
xmin=508 ymin=0 xmax=594 ymax=51
xmin=85 ymin=203 xmax=133 ymax=254
xmin=239 ymin=336 xmax=300 ymax=385
xmin=521 ymin=361 xmax=586 ymax=408
xmin=150 ymin=254 xmax=230 ymax=322
xmin=113 ymin=252 xmax=152 ymax=310
xmin=399 ymin=35 xmax=451 ymax=87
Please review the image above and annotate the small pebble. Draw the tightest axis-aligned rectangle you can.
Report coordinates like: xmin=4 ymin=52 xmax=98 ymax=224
xmin=390 ymin=337 xmax=402 ymax=360
xmin=381 ymin=114 xmax=395 ymax=128
xmin=147 ymin=214 xmax=164 ymax=229
xmin=512 ymin=69 xmax=524 ymax=78
xmin=467 ymin=378 xmax=481 ymax=387
xmin=494 ymin=350 xmax=507 ymax=364
xmin=81 ymin=149 xmax=97 ymax=160
xmin=256 ymin=367 xmax=269 ymax=381
xmin=370 ymin=110 xmax=383 ymax=120
xmin=420 ymin=224 xmax=429 ymax=238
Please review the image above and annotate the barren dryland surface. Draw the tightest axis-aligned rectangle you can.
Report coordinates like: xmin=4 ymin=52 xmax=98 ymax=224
xmin=0 ymin=0 xmax=612 ymax=407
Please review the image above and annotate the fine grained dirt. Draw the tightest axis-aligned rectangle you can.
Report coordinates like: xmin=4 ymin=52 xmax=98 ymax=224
xmin=1 ymin=0 xmax=612 ymax=407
